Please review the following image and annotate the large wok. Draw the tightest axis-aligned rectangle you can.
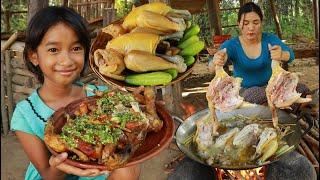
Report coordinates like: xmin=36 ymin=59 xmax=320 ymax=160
xmin=174 ymin=105 xmax=313 ymax=170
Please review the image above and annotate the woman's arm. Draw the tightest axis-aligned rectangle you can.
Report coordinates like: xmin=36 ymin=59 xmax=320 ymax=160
xmin=15 ymin=131 xmax=104 ymax=179
xmin=208 ymin=48 xmax=228 ymax=73
xmin=268 ymin=44 xmax=292 ymax=62
xmin=268 ymin=34 xmax=295 ymax=62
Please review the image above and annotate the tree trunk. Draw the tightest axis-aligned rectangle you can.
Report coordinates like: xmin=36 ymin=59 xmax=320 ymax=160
xmin=294 ymin=0 xmax=299 ymax=29
xmin=312 ymin=0 xmax=319 ymax=40
xmin=207 ymin=0 xmax=222 ymax=36
xmin=27 ymin=0 xmax=48 ymax=23
xmin=257 ymin=0 xmax=263 ymax=7
xmin=269 ymin=0 xmax=282 ymax=39
xmin=148 ymin=0 xmax=170 ymax=3
xmin=62 ymin=0 xmax=69 ymax=6
xmin=240 ymin=0 xmax=251 ymax=7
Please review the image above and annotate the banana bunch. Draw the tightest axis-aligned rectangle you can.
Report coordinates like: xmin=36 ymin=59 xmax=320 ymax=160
xmin=94 ymin=2 xmax=205 ymax=86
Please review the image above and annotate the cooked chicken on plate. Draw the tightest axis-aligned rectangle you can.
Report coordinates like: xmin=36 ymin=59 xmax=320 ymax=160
xmin=44 ymin=87 xmax=163 ymax=170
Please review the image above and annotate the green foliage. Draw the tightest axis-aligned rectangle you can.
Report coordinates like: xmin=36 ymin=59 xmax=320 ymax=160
xmin=190 ymin=0 xmax=315 ymax=44
xmin=191 ymin=11 xmax=211 ymax=46
xmin=115 ymin=0 xmax=134 ymax=19
xmin=258 ymin=0 xmax=315 ymax=42
xmin=1 ymin=1 xmax=27 ymax=33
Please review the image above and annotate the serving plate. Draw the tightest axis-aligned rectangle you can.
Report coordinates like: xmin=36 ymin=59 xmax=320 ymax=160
xmin=46 ymin=96 xmax=175 ymax=170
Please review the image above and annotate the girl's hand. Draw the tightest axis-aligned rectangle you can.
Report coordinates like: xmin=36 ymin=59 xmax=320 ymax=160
xmin=268 ymin=44 xmax=282 ymax=61
xmin=49 ymin=152 xmax=109 ymax=177
xmin=209 ymin=48 xmax=227 ymax=73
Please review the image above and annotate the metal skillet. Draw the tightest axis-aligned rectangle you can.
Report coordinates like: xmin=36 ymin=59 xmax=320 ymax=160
xmin=174 ymin=105 xmax=313 ymax=170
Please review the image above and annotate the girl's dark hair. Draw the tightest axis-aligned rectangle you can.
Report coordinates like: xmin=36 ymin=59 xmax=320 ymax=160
xmin=237 ymin=2 xmax=263 ymax=22
xmin=24 ymin=6 xmax=90 ymax=83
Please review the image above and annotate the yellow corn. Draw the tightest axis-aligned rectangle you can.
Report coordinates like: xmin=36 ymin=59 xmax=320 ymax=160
xmin=123 ymin=2 xmax=172 ymax=30
xmin=106 ymin=32 xmax=160 ymax=54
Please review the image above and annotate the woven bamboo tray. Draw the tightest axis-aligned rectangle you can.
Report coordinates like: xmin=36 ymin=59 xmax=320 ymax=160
xmin=89 ymin=20 xmax=197 ymax=92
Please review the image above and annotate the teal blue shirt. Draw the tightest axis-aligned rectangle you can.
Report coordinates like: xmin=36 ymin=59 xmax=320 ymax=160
xmin=10 ymin=84 xmax=108 ymax=180
xmin=211 ymin=33 xmax=295 ymax=88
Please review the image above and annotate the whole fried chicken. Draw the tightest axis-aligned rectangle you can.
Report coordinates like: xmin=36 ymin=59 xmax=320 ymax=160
xmin=44 ymin=90 xmax=163 ymax=170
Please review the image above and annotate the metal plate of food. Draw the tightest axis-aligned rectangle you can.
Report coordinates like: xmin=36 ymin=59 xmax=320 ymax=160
xmin=45 ymin=90 xmax=175 ymax=170
xmin=175 ymin=105 xmax=313 ymax=170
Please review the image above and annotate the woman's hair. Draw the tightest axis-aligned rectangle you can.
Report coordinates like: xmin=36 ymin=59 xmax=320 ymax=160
xmin=23 ymin=6 xmax=90 ymax=83
xmin=237 ymin=2 xmax=263 ymax=23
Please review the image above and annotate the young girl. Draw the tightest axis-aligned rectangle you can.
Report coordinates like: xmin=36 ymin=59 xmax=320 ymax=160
xmin=10 ymin=6 xmax=140 ymax=180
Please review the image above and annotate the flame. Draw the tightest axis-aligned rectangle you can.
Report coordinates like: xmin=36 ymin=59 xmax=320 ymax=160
xmin=216 ymin=166 xmax=266 ymax=180
xmin=180 ymin=102 xmax=197 ymax=119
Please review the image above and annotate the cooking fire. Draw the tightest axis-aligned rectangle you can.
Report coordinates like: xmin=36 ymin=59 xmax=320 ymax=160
xmin=215 ymin=166 xmax=266 ymax=180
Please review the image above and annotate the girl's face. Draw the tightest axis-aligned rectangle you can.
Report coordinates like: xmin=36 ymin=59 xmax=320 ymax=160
xmin=238 ymin=12 xmax=262 ymax=41
xmin=29 ymin=22 xmax=85 ymax=86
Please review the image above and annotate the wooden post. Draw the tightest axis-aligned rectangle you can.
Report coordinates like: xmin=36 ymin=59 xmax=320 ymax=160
xmin=148 ymin=0 xmax=170 ymax=3
xmin=4 ymin=11 xmax=11 ymax=33
xmin=139 ymin=0 xmax=148 ymax=5
xmin=269 ymin=0 xmax=282 ymax=39
xmin=1 ymin=53 xmax=9 ymax=135
xmin=103 ymin=8 xmax=117 ymax=26
xmin=62 ymin=0 xmax=69 ymax=6
xmin=207 ymin=0 xmax=222 ymax=36
xmin=5 ymin=51 xmax=14 ymax=127
xmin=162 ymin=86 xmax=174 ymax=112
xmin=312 ymin=0 xmax=319 ymax=40
xmin=269 ymin=0 xmax=287 ymax=69
xmin=240 ymin=0 xmax=251 ymax=7
xmin=27 ymin=0 xmax=49 ymax=23
xmin=1 ymin=32 xmax=18 ymax=52
xmin=172 ymin=82 xmax=184 ymax=117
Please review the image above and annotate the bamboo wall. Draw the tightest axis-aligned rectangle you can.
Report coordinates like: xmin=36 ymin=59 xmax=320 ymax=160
xmin=68 ymin=0 xmax=115 ymax=24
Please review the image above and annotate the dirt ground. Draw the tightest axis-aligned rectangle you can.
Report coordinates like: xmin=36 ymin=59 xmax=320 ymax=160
xmin=1 ymin=57 xmax=319 ymax=180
